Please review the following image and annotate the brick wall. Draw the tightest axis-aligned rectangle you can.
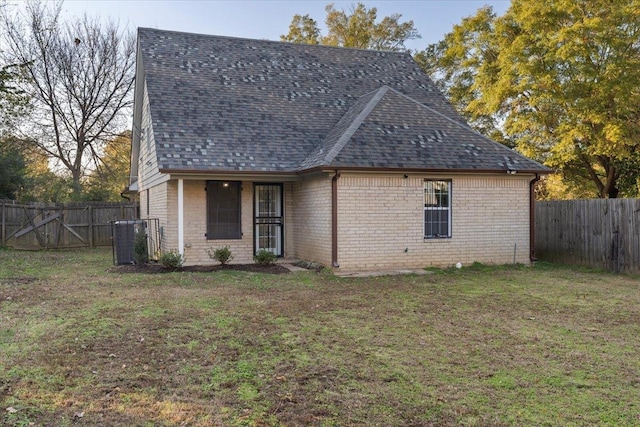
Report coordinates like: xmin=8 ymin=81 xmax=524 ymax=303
xmin=163 ymin=181 xmax=177 ymax=255
xmin=142 ymin=173 xmax=532 ymax=271
xmin=139 ymin=181 xmax=171 ymax=254
xmin=284 ymin=182 xmax=295 ymax=258
xmin=291 ymin=174 xmax=332 ymax=267
xmin=177 ymin=180 xmax=255 ymax=265
xmin=335 ymin=173 xmax=532 ymax=271
xmin=147 ymin=180 xmax=298 ymax=266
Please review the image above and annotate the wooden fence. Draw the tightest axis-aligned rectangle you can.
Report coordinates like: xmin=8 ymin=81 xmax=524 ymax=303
xmin=1 ymin=201 xmax=139 ymax=249
xmin=535 ymin=198 xmax=640 ymax=273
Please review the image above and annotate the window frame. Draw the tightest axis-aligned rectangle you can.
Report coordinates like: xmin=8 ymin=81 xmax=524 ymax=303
xmin=206 ymin=180 xmax=242 ymax=240
xmin=424 ymin=179 xmax=452 ymax=239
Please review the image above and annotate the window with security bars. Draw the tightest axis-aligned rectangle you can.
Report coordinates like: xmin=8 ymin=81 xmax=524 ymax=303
xmin=424 ymin=180 xmax=451 ymax=238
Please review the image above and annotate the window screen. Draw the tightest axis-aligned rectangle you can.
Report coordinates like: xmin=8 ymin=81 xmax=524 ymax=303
xmin=207 ymin=181 xmax=241 ymax=240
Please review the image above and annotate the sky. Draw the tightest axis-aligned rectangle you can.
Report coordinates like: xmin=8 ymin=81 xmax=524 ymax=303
xmin=58 ymin=0 xmax=511 ymax=51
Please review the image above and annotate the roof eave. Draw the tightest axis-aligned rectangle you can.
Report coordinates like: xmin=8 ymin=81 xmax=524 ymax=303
xmin=298 ymin=166 xmax=554 ymax=176
xmin=159 ymin=168 xmax=300 ymax=182
xmin=160 ymin=166 xmax=552 ymax=179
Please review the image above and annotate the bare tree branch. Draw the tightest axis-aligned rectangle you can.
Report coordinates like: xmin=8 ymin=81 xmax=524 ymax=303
xmin=0 ymin=0 xmax=135 ymax=195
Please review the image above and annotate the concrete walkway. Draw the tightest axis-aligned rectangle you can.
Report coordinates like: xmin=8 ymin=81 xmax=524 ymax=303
xmin=334 ymin=269 xmax=430 ymax=278
xmin=277 ymin=259 xmax=430 ymax=277
xmin=278 ymin=263 xmax=308 ymax=272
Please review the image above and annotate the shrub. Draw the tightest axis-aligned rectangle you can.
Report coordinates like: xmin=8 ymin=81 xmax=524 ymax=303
xmin=207 ymin=246 xmax=234 ymax=265
xmin=160 ymin=250 xmax=185 ymax=270
xmin=133 ymin=230 xmax=148 ymax=265
xmin=254 ymin=249 xmax=276 ymax=266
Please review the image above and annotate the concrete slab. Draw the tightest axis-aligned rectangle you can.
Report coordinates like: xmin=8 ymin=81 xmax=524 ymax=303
xmin=279 ymin=263 xmax=308 ymax=272
xmin=334 ymin=269 xmax=430 ymax=278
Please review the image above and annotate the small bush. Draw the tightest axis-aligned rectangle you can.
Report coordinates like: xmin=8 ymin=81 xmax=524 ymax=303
xmin=207 ymin=246 xmax=234 ymax=265
xmin=133 ymin=230 xmax=148 ymax=265
xmin=160 ymin=250 xmax=185 ymax=270
xmin=254 ymin=249 xmax=276 ymax=266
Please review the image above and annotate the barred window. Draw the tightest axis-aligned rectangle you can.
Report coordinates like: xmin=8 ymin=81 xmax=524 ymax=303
xmin=424 ymin=180 xmax=451 ymax=238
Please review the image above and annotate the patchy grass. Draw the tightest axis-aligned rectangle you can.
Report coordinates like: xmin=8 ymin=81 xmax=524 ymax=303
xmin=1 ymin=248 xmax=640 ymax=426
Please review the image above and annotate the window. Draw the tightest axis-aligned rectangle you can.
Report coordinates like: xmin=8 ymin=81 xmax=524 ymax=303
xmin=207 ymin=181 xmax=241 ymax=239
xmin=424 ymin=180 xmax=451 ymax=238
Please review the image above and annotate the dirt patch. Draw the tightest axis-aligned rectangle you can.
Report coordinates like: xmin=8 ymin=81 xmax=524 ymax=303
xmin=108 ymin=262 xmax=290 ymax=274
xmin=0 ymin=277 xmax=38 ymax=285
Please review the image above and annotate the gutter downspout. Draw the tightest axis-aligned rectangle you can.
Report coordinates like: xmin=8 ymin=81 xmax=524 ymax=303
xmin=332 ymin=171 xmax=341 ymax=268
xmin=529 ymin=174 xmax=541 ymax=261
xmin=120 ymin=187 xmax=131 ymax=201
xmin=178 ymin=179 xmax=184 ymax=257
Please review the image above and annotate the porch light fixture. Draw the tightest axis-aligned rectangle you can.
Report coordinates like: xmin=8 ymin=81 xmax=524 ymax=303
xmin=222 ymin=182 xmax=229 ymax=188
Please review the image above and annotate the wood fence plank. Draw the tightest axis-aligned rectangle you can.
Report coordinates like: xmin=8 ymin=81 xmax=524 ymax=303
xmin=536 ymin=199 xmax=640 ymax=274
xmin=14 ymin=212 xmax=61 ymax=238
xmin=2 ymin=202 xmax=139 ymax=250
xmin=61 ymin=223 xmax=87 ymax=244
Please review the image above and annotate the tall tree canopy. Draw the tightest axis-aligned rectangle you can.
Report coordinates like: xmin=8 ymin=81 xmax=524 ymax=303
xmin=0 ymin=0 xmax=135 ymax=197
xmin=281 ymin=2 xmax=420 ymax=51
xmin=417 ymin=0 xmax=640 ymax=198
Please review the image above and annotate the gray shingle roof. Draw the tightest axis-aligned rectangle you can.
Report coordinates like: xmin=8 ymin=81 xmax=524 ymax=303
xmin=137 ymin=28 xmax=549 ymax=173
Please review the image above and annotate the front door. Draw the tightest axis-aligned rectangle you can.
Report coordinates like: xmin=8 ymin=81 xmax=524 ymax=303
xmin=254 ymin=184 xmax=283 ymax=256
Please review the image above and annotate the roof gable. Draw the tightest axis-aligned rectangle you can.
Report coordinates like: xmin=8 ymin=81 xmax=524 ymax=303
xmin=136 ymin=28 xmax=549 ymax=174
xmin=303 ymin=86 xmax=545 ymax=171
xmin=299 ymin=87 xmax=387 ymax=170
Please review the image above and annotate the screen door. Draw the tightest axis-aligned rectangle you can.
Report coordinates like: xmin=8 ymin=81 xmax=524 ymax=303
xmin=254 ymin=184 xmax=283 ymax=256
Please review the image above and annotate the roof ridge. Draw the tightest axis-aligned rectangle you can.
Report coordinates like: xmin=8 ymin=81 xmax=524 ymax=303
xmin=323 ymin=86 xmax=390 ymax=165
xmin=138 ymin=27 xmax=412 ymax=56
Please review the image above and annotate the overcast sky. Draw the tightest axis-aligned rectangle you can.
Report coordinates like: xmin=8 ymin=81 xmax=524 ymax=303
xmin=58 ymin=0 xmax=511 ymax=50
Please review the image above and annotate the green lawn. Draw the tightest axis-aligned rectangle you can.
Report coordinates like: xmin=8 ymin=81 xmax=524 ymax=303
xmin=1 ymin=247 xmax=639 ymax=426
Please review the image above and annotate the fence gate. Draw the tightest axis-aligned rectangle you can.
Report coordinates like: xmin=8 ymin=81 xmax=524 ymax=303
xmin=1 ymin=202 xmax=139 ymax=249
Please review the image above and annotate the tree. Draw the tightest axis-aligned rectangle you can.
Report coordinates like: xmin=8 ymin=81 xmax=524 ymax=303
xmin=0 ymin=63 xmax=30 ymax=131
xmin=280 ymin=14 xmax=321 ymax=45
xmin=281 ymin=2 xmax=420 ymax=52
xmin=0 ymin=1 xmax=135 ymax=197
xmin=418 ymin=0 xmax=640 ymax=198
xmin=83 ymin=131 xmax=132 ymax=201
xmin=0 ymin=136 xmax=27 ymax=200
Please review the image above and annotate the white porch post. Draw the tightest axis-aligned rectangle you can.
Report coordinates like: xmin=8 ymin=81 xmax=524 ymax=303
xmin=178 ymin=178 xmax=184 ymax=256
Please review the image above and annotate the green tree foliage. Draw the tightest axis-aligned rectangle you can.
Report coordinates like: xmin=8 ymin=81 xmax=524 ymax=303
xmin=418 ymin=0 xmax=640 ymax=198
xmin=0 ymin=136 xmax=26 ymax=200
xmin=2 ymin=131 xmax=131 ymax=203
xmin=83 ymin=131 xmax=132 ymax=201
xmin=0 ymin=1 xmax=135 ymax=198
xmin=0 ymin=63 xmax=30 ymax=131
xmin=10 ymin=141 xmax=74 ymax=203
xmin=280 ymin=14 xmax=321 ymax=45
xmin=281 ymin=2 xmax=420 ymax=51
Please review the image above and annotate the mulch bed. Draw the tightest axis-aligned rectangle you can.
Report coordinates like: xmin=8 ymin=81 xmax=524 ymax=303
xmin=108 ymin=262 xmax=290 ymax=274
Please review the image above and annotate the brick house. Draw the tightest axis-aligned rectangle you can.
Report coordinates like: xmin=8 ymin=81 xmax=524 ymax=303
xmin=129 ymin=28 xmax=551 ymax=272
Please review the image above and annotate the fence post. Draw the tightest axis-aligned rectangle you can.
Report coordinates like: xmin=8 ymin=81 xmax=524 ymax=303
xmin=1 ymin=203 xmax=5 ymax=246
xmin=88 ymin=205 xmax=94 ymax=248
